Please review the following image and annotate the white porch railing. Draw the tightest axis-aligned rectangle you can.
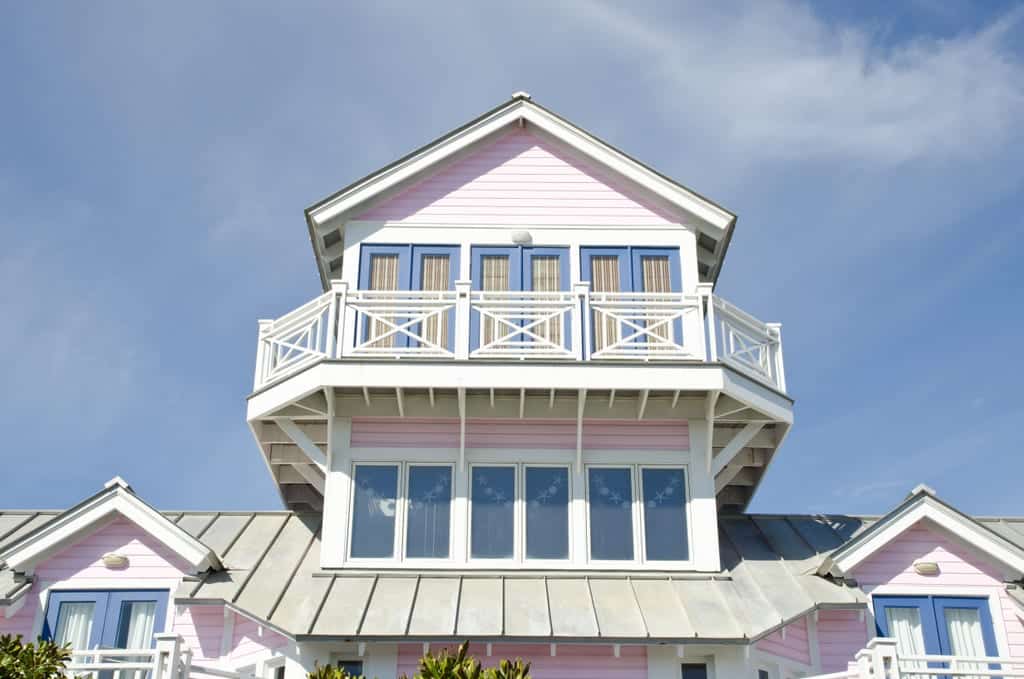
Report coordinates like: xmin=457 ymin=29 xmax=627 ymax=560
xmin=254 ymin=281 xmax=786 ymax=393
xmin=806 ymin=638 xmax=1024 ymax=679
xmin=64 ymin=634 xmax=241 ymax=679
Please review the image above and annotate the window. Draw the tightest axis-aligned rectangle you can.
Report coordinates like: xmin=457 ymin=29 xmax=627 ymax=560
xmin=525 ymin=466 xmax=570 ymax=560
xmin=588 ymin=467 xmax=634 ymax=561
xmin=587 ymin=465 xmax=690 ymax=563
xmin=470 ymin=246 xmax=570 ymax=351
xmin=757 ymin=670 xmax=771 ymax=679
xmin=405 ymin=465 xmax=452 ymax=559
xmin=641 ymin=468 xmax=689 ymax=561
xmin=581 ymin=246 xmax=682 ymax=352
xmin=350 ymin=465 xmax=399 ymax=558
xmin=336 ymin=660 xmax=364 ymax=677
xmin=470 ymin=466 xmax=516 ymax=558
xmin=42 ymin=590 xmax=168 ymax=650
xmin=349 ymin=463 xmax=454 ymax=561
xmin=358 ymin=244 xmax=460 ymax=350
xmin=873 ymin=596 xmax=998 ymax=664
xmin=681 ymin=664 xmax=708 ymax=679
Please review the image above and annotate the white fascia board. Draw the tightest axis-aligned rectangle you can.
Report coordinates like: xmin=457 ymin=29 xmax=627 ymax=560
xmin=822 ymin=494 xmax=1024 ymax=579
xmin=0 ymin=487 xmax=219 ymax=574
xmin=307 ymin=99 xmax=733 ymax=234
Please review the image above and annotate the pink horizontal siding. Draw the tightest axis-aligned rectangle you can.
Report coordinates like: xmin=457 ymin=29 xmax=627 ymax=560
xmin=228 ymin=613 xmax=289 ymax=666
xmin=816 ymin=610 xmax=869 ymax=673
xmin=351 ymin=418 xmax=688 ymax=451
xmin=756 ymin=615 xmax=811 ymax=665
xmin=397 ymin=643 xmax=646 ymax=679
xmin=852 ymin=520 xmax=1024 ymax=659
xmin=173 ymin=605 xmax=226 ymax=661
xmin=355 ymin=128 xmax=679 ymax=226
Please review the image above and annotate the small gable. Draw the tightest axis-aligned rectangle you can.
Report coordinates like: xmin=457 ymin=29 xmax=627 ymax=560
xmin=852 ymin=519 xmax=1005 ymax=589
xmin=355 ymin=128 xmax=680 ymax=226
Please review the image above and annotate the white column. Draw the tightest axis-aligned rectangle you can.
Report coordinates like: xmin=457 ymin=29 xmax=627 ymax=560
xmin=452 ymin=459 xmax=469 ymax=562
xmin=152 ymin=633 xmax=182 ymax=679
xmin=321 ymin=416 xmax=353 ymax=568
xmin=570 ymin=464 xmax=587 ymax=565
xmin=454 ymin=280 xmax=472 ymax=360
xmin=686 ymin=419 xmax=721 ymax=572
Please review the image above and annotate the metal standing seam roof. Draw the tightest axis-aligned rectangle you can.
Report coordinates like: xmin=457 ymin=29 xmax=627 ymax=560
xmin=3 ymin=509 xmax=1024 ymax=643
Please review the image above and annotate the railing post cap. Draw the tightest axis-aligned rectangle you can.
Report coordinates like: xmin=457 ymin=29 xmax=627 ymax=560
xmin=866 ymin=637 xmax=897 ymax=649
xmin=257 ymin=319 xmax=273 ymax=330
xmin=573 ymin=281 xmax=591 ymax=293
xmin=695 ymin=282 xmax=714 ymax=291
xmin=154 ymin=633 xmax=182 ymax=640
xmin=329 ymin=279 xmax=348 ymax=292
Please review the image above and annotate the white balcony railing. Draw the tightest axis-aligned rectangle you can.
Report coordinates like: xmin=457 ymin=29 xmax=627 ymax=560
xmin=63 ymin=634 xmax=242 ymax=679
xmin=254 ymin=281 xmax=786 ymax=393
xmin=805 ymin=638 xmax=1024 ymax=679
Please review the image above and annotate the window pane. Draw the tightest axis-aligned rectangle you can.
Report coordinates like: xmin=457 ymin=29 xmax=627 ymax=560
xmin=481 ymin=256 xmax=510 ymax=346
xmin=588 ymin=468 xmax=634 ymax=560
xmin=368 ymin=254 xmax=401 ymax=347
xmin=471 ymin=466 xmax=515 ymax=558
xmin=406 ymin=466 xmax=452 ymax=559
xmin=530 ymin=256 xmax=562 ymax=345
xmin=337 ymin=661 xmax=364 ymax=677
xmin=420 ymin=255 xmax=450 ymax=348
xmin=525 ymin=467 xmax=569 ymax=559
xmin=351 ymin=465 xmax=398 ymax=558
xmin=590 ymin=256 xmax=621 ymax=351
xmin=54 ymin=602 xmax=95 ymax=648
xmin=117 ymin=601 xmax=156 ymax=648
xmin=642 ymin=468 xmax=689 ymax=561
xmin=681 ymin=665 xmax=708 ymax=679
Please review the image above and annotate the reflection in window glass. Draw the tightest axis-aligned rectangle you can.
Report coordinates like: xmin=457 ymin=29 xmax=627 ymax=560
xmin=525 ymin=467 xmax=569 ymax=559
xmin=406 ymin=466 xmax=452 ymax=558
xmin=350 ymin=465 xmax=398 ymax=558
xmin=471 ymin=466 xmax=515 ymax=558
xmin=588 ymin=467 xmax=634 ymax=560
xmin=642 ymin=468 xmax=688 ymax=561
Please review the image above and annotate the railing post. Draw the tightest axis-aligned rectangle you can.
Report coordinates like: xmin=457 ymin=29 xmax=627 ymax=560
xmin=153 ymin=633 xmax=182 ymax=679
xmin=454 ymin=280 xmax=472 ymax=360
xmin=766 ymin=322 xmax=786 ymax=392
xmin=866 ymin=638 xmax=899 ymax=679
xmin=254 ymin=320 xmax=273 ymax=389
xmin=326 ymin=280 xmax=348 ymax=359
xmin=694 ymin=283 xmax=714 ymax=361
xmin=181 ymin=647 xmax=193 ymax=679
xmin=697 ymin=284 xmax=717 ymax=363
xmin=572 ymin=282 xmax=590 ymax=361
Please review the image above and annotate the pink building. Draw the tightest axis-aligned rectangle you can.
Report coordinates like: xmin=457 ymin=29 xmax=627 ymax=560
xmin=1 ymin=93 xmax=1022 ymax=679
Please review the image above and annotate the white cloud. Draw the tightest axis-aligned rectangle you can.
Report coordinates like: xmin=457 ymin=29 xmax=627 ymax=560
xmin=566 ymin=0 xmax=1024 ymax=165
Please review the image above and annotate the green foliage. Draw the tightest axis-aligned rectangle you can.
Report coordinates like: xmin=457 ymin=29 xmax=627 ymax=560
xmin=306 ymin=641 xmax=531 ymax=679
xmin=307 ymin=663 xmax=366 ymax=679
xmin=398 ymin=642 xmax=531 ymax=679
xmin=0 ymin=634 xmax=72 ymax=679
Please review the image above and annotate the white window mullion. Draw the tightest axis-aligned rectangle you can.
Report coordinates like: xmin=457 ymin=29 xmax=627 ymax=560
xmin=633 ymin=465 xmax=644 ymax=566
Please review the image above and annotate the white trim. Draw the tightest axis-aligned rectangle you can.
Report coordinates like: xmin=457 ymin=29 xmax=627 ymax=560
xmin=0 ymin=485 xmax=218 ymax=574
xmin=821 ymin=491 xmax=1024 ymax=579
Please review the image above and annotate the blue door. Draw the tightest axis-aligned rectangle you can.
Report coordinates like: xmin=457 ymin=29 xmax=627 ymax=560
xmin=358 ymin=244 xmax=460 ymax=350
xmin=42 ymin=589 xmax=168 ymax=650
xmin=470 ymin=246 xmax=569 ymax=352
xmin=874 ymin=595 xmax=999 ymax=671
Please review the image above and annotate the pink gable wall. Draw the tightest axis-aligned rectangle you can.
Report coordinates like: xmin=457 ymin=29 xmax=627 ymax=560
xmin=397 ymin=643 xmax=646 ymax=679
xmin=351 ymin=417 xmax=688 ymax=451
xmin=355 ymin=128 xmax=679 ymax=226
xmin=0 ymin=516 xmax=192 ymax=639
xmin=851 ymin=520 xmax=1024 ymax=659
xmin=756 ymin=615 xmax=811 ymax=665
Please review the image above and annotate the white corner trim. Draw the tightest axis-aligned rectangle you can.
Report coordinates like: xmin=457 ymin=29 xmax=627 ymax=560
xmin=822 ymin=494 xmax=1024 ymax=578
xmin=307 ymin=99 xmax=733 ymax=233
xmin=0 ymin=487 xmax=219 ymax=574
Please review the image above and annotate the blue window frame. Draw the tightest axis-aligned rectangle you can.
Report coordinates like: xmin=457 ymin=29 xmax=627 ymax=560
xmin=874 ymin=595 xmax=999 ymax=666
xmin=357 ymin=244 xmax=460 ymax=350
xmin=469 ymin=246 xmax=570 ymax=351
xmin=42 ymin=589 xmax=168 ymax=649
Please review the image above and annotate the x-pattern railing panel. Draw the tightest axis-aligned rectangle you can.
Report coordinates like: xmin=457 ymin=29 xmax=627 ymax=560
xmin=589 ymin=292 xmax=700 ymax=359
xmin=471 ymin=291 xmax=574 ymax=358
xmin=713 ymin=297 xmax=781 ymax=386
xmin=259 ymin=292 xmax=334 ymax=384
xmin=348 ymin=290 xmax=457 ymax=357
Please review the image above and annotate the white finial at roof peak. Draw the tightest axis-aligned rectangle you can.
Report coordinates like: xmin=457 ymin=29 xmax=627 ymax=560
xmin=104 ymin=476 xmax=133 ymax=492
xmin=512 ymin=91 xmax=532 ymax=100
xmin=908 ymin=483 xmax=937 ymax=499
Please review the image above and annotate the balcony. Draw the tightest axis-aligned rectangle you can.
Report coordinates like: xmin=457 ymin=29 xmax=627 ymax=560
xmin=253 ymin=281 xmax=786 ymax=394
xmin=806 ymin=637 xmax=1024 ymax=679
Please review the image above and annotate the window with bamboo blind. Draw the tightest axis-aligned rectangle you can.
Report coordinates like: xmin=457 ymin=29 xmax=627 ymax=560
xmin=481 ymin=255 xmax=511 ymax=346
xmin=367 ymin=253 xmax=400 ymax=348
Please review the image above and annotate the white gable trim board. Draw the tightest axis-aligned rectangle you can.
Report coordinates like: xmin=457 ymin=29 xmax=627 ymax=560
xmin=0 ymin=479 xmax=220 ymax=575
xmin=819 ymin=486 xmax=1024 ymax=579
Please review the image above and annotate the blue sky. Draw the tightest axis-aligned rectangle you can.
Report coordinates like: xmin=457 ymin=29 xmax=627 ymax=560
xmin=1 ymin=1 xmax=1022 ymax=517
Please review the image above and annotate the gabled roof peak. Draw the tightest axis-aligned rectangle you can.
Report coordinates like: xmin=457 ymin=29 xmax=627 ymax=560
xmin=510 ymin=90 xmax=532 ymax=100
xmin=907 ymin=482 xmax=937 ymax=498
xmin=104 ymin=475 xmax=133 ymax=491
